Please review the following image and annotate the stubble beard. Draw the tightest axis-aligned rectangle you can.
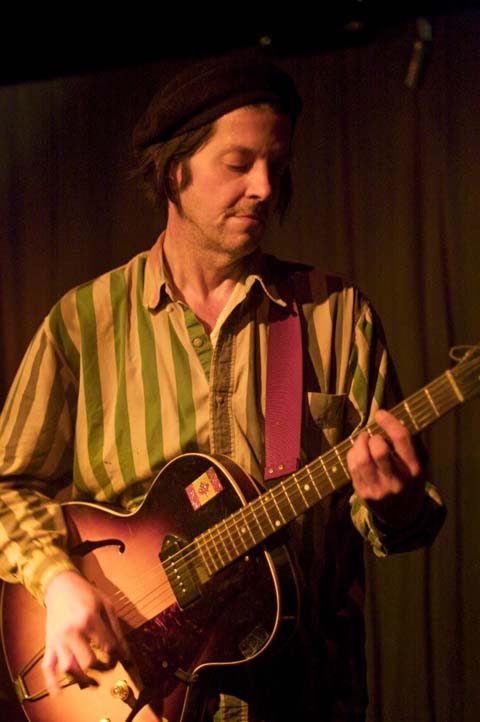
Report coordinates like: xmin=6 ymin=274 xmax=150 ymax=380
xmin=181 ymin=206 xmax=268 ymax=264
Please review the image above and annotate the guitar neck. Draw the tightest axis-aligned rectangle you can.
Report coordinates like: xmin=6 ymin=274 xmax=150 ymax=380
xmin=195 ymin=351 xmax=479 ymax=577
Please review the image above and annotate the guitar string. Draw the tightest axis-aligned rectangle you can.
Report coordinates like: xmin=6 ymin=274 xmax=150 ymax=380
xmin=105 ymin=360 xmax=479 ymax=625
xmin=110 ymin=360 xmax=479 ymax=622
xmin=118 ymin=356 xmax=477 ymax=593
xmin=111 ymin=424 xmax=437 ymax=623
xmin=111 ymin=389 xmax=460 ymax=624
xmin=109 ymin=449 xmax=360 ymax=624
xmin=138 ymin=363 xmax=469 ymax=574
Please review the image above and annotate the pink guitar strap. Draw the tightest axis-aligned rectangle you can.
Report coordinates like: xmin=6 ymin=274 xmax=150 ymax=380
xmin=264 ymin=283 xmax=303 ymax=483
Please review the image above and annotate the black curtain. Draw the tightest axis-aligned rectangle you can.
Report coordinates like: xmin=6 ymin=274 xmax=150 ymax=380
xmin=1 ymin=11 xmax=479 ymax=721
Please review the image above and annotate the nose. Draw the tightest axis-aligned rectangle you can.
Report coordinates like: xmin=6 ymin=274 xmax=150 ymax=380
xmin=245 ymin=161 xmax=274 ymax=202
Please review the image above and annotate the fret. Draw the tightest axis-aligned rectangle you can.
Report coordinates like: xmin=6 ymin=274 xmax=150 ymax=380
xmin=270 ymin=490 xmax=288 ymax=525
xmin=197 ymin=531 xmax=217 ymax=576
xmin=408 ymin=394 xmax=434 ymax=428
xmin=403 ymin=400 xmax=420 ymax=431
xmin=305 ymin=465 xmax=323 ymax=500
xmin=244 ymin=502 xmax=265 ymax=545
xmin=319 ymin=456 xmax=336 ymax=490
xmin=257 ymin=494 xmax=278 ymax=533
xmin=231 ymin=523 xmax=249 ymax=557
xmin=295 ymin=473 xmax=310 ymax=507
xmin=205 ymin=525 xmax=229 ymax=570
xmin=236 ymin=514 xmax=257 ymax=547
xmin=445 ymin=369 xmax=465 ymax=402
xmin=282 ymin=477 xmax=300 ymax=517
xmin=211 ymin=520 xmax=232 ymax=561
xmin=333 ymin=446 xmax=349 ymax=479
xmin=221 ymin=516 xmax=246 ymax=558
xmin=423 ymin=387 xmax=440 ymax=417
xmin=394 ymin=408 xmax=409 ymax=427
xmin=428 ymin=378 xmax=455 ymax=415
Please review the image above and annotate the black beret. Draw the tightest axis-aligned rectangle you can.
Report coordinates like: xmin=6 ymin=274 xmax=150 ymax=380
xmin=133 ymin=50 xmax=302 ymax=152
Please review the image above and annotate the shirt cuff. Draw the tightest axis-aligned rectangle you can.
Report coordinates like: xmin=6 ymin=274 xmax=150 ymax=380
xmin=350 ymin=482 xmax=446 ymax=557
xmin=21 ymin=546 xmax=78 ymax=605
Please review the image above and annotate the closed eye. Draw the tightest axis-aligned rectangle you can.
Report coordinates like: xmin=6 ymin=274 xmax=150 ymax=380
xmin=226 ymin=164 xmax=250 ymax=172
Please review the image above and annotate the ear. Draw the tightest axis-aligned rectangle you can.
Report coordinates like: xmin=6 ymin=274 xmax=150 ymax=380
xmin=163 ymin=159 xmax=182 ymax=205
xmin=168 ymin=160 xmax=182 ymax=188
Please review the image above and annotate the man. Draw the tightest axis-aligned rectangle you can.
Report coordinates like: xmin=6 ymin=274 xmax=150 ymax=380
xmin=0 ymin=52 xmax=444 ymax=721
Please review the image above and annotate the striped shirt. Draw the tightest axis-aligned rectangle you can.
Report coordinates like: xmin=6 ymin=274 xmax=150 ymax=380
xmin=0 ymin=236 xmax=444 ymax=721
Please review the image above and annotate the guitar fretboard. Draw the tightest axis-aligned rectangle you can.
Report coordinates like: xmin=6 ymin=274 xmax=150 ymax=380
xmin=188 ymin=351 xmax=479 ymax=579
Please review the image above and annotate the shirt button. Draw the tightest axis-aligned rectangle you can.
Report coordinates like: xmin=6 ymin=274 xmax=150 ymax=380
xmin=192 ymin=337 xmax=204 ymax=348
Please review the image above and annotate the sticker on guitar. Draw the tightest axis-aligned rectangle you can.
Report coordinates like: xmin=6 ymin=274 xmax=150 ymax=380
xmin=185 ymin=468 xmax=224 ymax=510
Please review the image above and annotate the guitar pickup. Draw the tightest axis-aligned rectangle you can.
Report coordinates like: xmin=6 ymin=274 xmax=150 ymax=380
xmin=160 ymin=535 xmax=201 ymax=609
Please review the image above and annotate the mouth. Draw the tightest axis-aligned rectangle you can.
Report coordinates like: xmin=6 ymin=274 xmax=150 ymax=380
xmin=235 ymin=214 xmax=263 ymax=223
xmin=229 ymin=215 xmax=265 ymax=232
xmin=228 ymin=208 xmax=268 ymax=225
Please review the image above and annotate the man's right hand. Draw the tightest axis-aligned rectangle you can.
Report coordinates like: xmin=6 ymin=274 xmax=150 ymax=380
xmin=42 ymin=569 xmax=126 ymax=694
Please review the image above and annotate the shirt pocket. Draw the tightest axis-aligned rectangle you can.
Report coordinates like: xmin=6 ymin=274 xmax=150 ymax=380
xmin=304 ymin=392 xmax=347 ymax=456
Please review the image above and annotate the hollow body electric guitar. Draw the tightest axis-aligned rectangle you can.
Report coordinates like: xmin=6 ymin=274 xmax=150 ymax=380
xmin=1 ymin=347 xmax=479 ymax=722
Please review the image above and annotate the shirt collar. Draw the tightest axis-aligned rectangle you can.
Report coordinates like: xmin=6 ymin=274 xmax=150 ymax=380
xmin=143 ymin=233 xmax=288 ymax=312
xmin=241 ymin=250 xmax=288 ymax=308
xmin=143 ymin=232 xmax=174 ymax=311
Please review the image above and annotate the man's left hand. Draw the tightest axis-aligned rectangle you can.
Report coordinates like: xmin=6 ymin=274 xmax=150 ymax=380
xmin=346 ymin=409 xmax=426 ymax=529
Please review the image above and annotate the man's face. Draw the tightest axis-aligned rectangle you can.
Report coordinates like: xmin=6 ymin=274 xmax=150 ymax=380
xmin=171 ymin=105 xmax=292 ymax=260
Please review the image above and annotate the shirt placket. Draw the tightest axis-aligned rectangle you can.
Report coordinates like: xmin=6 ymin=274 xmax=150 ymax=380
xmin=209 ymin=322 xmax=236 ymax=458
xmin=182 ymin=307 xmax=212 ymax=378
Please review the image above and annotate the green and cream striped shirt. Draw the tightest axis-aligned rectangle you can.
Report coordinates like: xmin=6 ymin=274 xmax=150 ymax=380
xmin=0 ymin=236 xmax=444 ymax=720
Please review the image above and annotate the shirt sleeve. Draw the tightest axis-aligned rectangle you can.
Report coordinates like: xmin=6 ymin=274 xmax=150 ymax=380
xmin=350 ymin=482 xmax=446 ymax=556
xmin=346 ymin=298 xmax=446 ymax=555
xmin=0 ymin=319 xmax=79 ymax=603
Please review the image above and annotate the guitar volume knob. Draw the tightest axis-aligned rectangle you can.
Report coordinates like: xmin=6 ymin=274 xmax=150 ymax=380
xmin=111 ymin=679 xmax=131 ymax=702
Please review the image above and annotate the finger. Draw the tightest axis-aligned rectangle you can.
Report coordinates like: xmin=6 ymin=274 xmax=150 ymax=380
xmin=57 ymin=651 xmax=97 ymax=690
xmin=347 ymin=431 xmax=384 ymax=483
xmin=375 ymin=410 xmax=421 ymax=476
xmin=368 ymin=434 xmax=417 ymax=496
xmin=41 ymin=647 xmax=61 ymax=696
xmin=88 ymin=644 xmax=116 ymax=671
xmin=87 ymin=627 xmax=119 ymax=671
xmin=348 ymin=431 xmax=403 ymax=500
xmin=87 ymin=601 xmax=128 ymax=670
xmin=347 ymin=434 xmax=387 ymax=503
xmin=346 ymin=431 xmax=371 ymax=475
xmin=368 ymin=434 xmax=398 ymax=478
xmin=42 ymin=641 xmax=97 ymax=695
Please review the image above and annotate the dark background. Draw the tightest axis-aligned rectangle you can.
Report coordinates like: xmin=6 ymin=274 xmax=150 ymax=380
xmin=1 ymin=1 xmax=478 ymax=86
xmin=1 ymin=3 xmax=480 ymax=720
